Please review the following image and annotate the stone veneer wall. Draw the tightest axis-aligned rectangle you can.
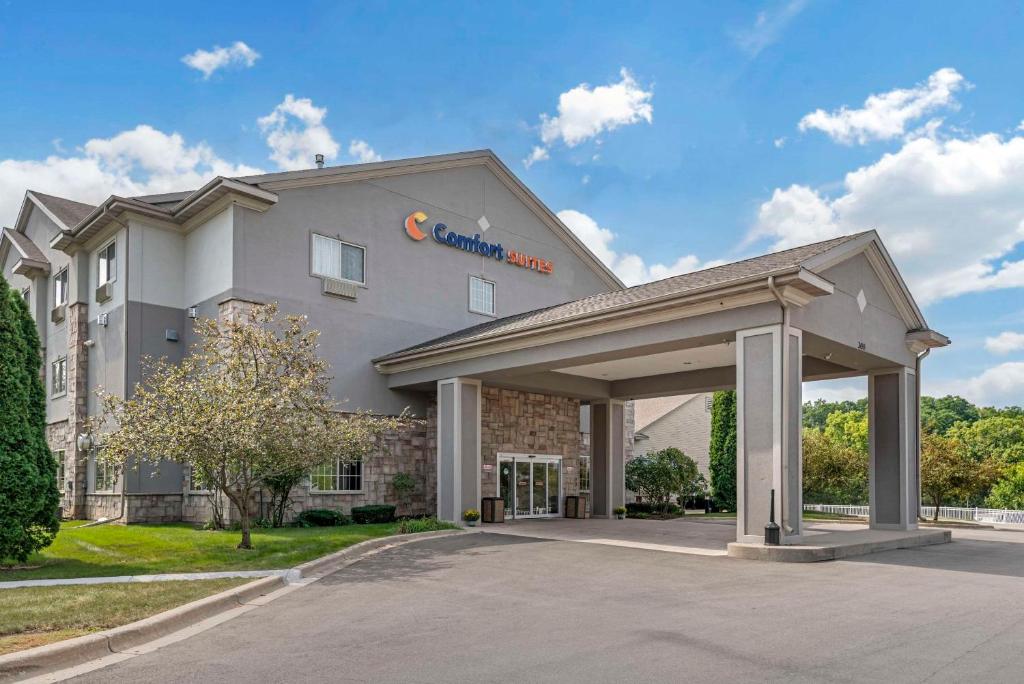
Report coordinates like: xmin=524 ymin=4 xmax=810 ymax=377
xmin=179 ymin=405 xmax=436 ymax=525
xmin=46 ymin=420 xmax=72 ymax=517
xmin=480 ymin=387 xmax=582 ymax=500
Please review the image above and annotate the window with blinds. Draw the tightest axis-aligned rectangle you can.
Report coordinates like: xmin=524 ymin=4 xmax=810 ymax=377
xmin=312 ymin=234 xmax=365 ymax=285
xmin=469 ymin=276 xmax=495 ymax=316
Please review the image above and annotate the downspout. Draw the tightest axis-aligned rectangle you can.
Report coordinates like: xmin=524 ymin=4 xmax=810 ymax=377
xmin=914 ymin=348 xmax=930 ymax=523
xmin=767 ymin=276 xmax=795 ymax=535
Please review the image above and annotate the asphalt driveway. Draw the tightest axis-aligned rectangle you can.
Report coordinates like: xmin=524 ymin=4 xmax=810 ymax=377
xmin=68 ymin=528 xmax=1024 ymax=683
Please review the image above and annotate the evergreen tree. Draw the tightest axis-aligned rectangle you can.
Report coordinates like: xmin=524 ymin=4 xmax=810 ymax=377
xmin=709 ymin=390 xmax=737 ymax=511
xmin=0 ymin=275 xmax=60 ymax=563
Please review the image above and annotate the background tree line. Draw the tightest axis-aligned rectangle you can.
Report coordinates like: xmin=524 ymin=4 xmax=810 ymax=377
xmin=709 ymin=391 xmax=1024 ymax=515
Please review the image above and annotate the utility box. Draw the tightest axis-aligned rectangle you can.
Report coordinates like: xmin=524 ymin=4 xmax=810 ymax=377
xmin=481 ymin=497 xmax=504 ymax=523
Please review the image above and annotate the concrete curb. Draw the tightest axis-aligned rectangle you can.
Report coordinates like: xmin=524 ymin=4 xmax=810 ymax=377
xmin=726 ymin=529 xmax=952 ymax=562
xmin=0 ymin=528 xmax=466 ymax=682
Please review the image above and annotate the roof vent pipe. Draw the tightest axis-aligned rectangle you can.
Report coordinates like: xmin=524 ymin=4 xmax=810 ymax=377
xmin=315 ymin=153 xmax=325 ymax=169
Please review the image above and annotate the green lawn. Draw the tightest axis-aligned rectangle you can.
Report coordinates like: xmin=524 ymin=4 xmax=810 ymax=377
xmin=0 ymin=522 xmax=407 ymax=581
xmin=0 ymin=579 xmax=247 ymax=656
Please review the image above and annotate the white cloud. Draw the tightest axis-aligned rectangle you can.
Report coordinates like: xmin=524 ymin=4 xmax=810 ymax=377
xmin=798 ymin=68 xmax=966 ymax=145
xmin=523 ymin=146 xmax=549 ymax=169
xmin=258 ymin=95 xmax=340 ymax=171
xmin=527 ymin=69 xmax=652 ymax=166
xmin=773 ymin=137 xmax=786 ymax=149
xmin=731 ymin=0 xmax=810 ymax=57
xmin=0 ymin=125 xmax=262 ymax=225
xmin=557 ymin=209 xmax=714 ymax=286
xmin=753 ymin=132 xmax=1024 ymax=304
xmin=985 ymin=331 xmax=1024 ymax=355
xmin=182 ymin=41 xmax=260 ymax=79
xmin=928 ymin=362 xmax=1024 ymax=408
xmin=1017 ymin=120 xmax=1024 ymax=132
xmin=348 ymin=139 xmax=382 ymax=164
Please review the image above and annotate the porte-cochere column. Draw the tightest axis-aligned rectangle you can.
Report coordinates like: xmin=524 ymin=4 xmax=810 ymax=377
xmin=436 ymin=378 xmax=482 ymax=522
xmin=868 ymin=368 xmax=918 ymax=530
xmin=590 ymin=400 xmax=625 ymax=518
xmin=735 ymin=325 xmax=803 ymax=543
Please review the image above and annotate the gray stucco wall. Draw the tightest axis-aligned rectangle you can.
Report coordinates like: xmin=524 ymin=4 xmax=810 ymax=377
xmin=872 ymin=372 xmax=901 ymax=525
xmin=792 ymin=253 xmax=914 ymax=368
xmin=229 ymin=164 xmax=614 ymax=415
xmin=740 ymin=332 xmax=774 ymax=537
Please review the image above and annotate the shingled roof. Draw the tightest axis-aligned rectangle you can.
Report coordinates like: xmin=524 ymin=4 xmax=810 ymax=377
xmin=2 ymin=226 xmax=48 ymax=264
xmin=29 ymin=191 xmax=96 ymax=229
xmin=374 ymin=231 xmax=869 ymax=363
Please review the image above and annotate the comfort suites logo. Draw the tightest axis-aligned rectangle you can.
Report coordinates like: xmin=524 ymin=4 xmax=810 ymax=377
xmin=403 ymin=210 xmax=553 ymax=275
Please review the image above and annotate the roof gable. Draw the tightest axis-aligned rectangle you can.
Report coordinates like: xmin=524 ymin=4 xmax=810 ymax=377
xmin=634 ymin=395 xmax=699 ymax=431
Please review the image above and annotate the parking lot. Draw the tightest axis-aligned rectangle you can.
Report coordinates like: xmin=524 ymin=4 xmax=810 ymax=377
xmin=66 ymin=525 xmax=1024 ymax=683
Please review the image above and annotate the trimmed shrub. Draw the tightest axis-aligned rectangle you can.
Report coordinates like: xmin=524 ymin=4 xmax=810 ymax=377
xmin=351 ymin=504 xmax=396 ymax=524
xmin=295 ymin=508 xmax=351 ymax=527
xmin=626 ymin=501 xmax=681 ymax=517
xmin=709 ymin=391 xmax=737 ymax=511
xmin=397 ymin=517 xmax=460 ymax=534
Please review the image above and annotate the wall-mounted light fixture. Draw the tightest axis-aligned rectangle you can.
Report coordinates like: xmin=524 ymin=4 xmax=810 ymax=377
xmin=187 ymin=307 xmax=198 ymax=319
xmin=97 ymin=312 xmax=109 ymax=327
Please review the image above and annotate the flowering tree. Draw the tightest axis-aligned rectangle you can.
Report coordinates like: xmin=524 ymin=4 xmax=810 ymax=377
xmin=90 ymin=303 xmax=411 ymax=548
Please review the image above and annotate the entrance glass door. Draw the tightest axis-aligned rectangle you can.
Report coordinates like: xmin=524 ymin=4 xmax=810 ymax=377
xmin=499 ymin=455 xmax=561 ymax=518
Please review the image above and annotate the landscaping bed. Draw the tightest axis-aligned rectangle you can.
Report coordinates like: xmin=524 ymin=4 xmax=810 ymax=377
xmin=1 ymin=519 xmax=455 ymax=582
xmin=0 ymin=578 xmax=248 ymax=656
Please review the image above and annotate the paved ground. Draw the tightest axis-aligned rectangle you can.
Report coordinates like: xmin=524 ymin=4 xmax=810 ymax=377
xmin=484 ymin=516 xmax=735 ymax=554
xmin=67 ymin=526 xmax=1024 ymax=683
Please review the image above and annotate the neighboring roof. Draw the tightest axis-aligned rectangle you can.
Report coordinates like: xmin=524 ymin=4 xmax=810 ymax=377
xmin=634 ymin=395 xmax=700 ymax=431
xmin=2 ymin=226 xmax=48 ymax=264
xmin=374 ymin=232 xmax=865 ymax=364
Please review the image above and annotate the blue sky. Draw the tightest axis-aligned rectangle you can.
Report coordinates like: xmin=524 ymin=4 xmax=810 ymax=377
xmin=2 ymin=0 xmax=1023 ymax=406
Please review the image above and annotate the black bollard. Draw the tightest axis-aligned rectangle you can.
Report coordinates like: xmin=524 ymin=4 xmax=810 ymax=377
xmin=764 ymin=488 xmax=781 ymax=546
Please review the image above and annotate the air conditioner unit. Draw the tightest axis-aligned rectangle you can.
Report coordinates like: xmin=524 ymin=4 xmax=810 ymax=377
xmin=322 ymin=277 xmax=358 ymax=300
xmin=95 ymin=282 xmax=113 ymax=303
xmin=50 ymin=304 xmax=66 ymax=323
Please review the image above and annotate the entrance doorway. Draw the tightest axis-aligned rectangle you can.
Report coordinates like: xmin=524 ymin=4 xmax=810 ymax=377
xmin=498 ymin=454 xmax=562 ymax=519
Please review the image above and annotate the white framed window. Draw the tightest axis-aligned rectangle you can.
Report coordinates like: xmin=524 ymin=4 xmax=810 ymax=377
xmin=98 ymin=240 xmax=116 ymax=285
xmin=578 ymin=455 xmax=591 ymax=493
xmin=311 ymin=234 xmax=365 ymax=285
xmin=310 ymin=459 xmax=363 ymax=493
xmin=21 ymin=287 xmax=30 ymax=305
xmin=54 ymin=267 xmax=68 ymax=307
xmin=55 ymin=450 xmax=66 ymax=493
xmin=469 ymin=275 xmax=495 ymax=316
xmin=51 ymin=356 xmax=67 ymax=397
xmin=94 ymin=456 xmax=115 ymax=493
xmin=187 ymin=465 xmax=211 ymax=492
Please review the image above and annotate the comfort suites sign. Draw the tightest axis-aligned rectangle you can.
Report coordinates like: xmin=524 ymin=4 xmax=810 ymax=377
xmin=404 ymin=210 xmax=553 ymax=275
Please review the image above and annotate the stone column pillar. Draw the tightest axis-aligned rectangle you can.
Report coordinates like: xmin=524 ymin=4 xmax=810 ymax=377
xmin=868 ymin=368 xmax=918 ymax=530
xmin=65 ymin=302 xmax=89 ymax=519
xmin=436 ymin=378 xmax=481 ymax=522
xmin=735 ymin=325 xmax=803 ymax=543
xmin=590 ymin=399 xmax=625 ymax=518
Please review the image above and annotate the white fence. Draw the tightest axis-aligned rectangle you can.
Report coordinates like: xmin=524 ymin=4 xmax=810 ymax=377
xmin=803 ymin=503 xmax=1024 ymax=525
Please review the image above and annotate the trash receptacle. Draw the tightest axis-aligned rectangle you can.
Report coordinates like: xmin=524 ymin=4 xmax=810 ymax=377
xmin=565 ymin=495 xmax=588 ymax=519
xmin=481 ymin=497 xmax=504 ymax=523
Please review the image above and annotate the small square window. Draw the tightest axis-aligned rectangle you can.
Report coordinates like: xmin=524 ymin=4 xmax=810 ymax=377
xmin=54 ymin=267 xmax=68 ymax=307
xmin=188 ymin=466 xmax=211 ymax=492
xmin=21 ymin=287 xmax=30 ymax=305
xmin=98 ymin=240 xmax=116 ymax=285
xmin=705 ymin=395 xmax=713 ymax=412
xmin=469 ymin=276 xmax=495 ymax=316
xmin=312 ymin=234 xmax=365 ymax=285
xmin=51 ymin=356 xmax=67 ymax=397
